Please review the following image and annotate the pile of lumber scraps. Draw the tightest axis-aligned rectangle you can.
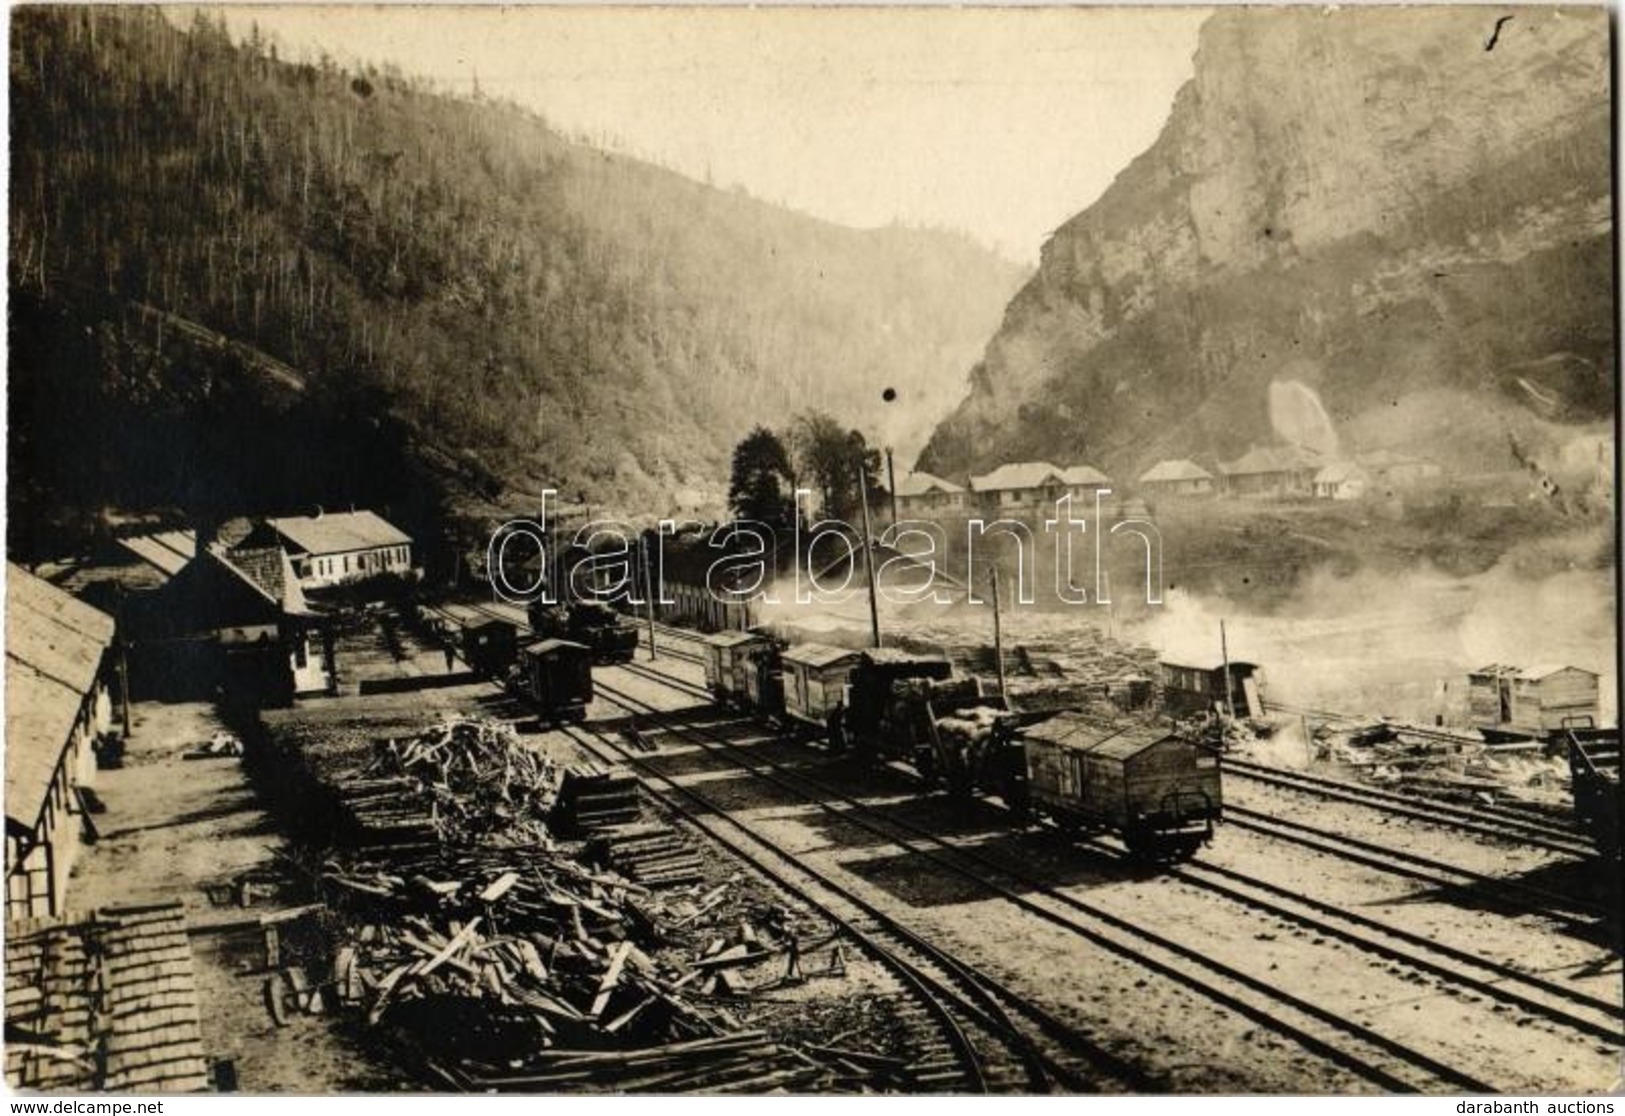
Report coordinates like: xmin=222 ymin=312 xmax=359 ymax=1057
xmin=427 ymin=1030 xmax=834 ymax=1094
xmin=586 ymin=824 xmax=703 ymax=888
xmin=549 ymin=765 xmax=641 ymax=834
xmin=336 ymin=906 xmax=735 ymax=1053
xmin=366 ymin=717 xmax=564 ymax=844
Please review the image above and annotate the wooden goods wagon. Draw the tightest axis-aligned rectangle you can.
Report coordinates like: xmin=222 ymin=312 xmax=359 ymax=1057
xmin=780 ymin=643 xmax=863 ymax=728
xmin=461 ymin=618 xmax=519 ymax=678
xmin=1018 ymin=715 xmax=1222 ymax=860
xmin=515 ymin=638 xmax=593 ymax=724
xmin=699 ymin=631 xmax=775 ymax=707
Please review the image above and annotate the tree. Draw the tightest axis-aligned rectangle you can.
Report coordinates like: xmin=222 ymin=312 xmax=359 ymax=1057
xmin=727 ymin=426 xmax=794 ymax=529
xmin=790 ymin=410 xmax=882 ymax=523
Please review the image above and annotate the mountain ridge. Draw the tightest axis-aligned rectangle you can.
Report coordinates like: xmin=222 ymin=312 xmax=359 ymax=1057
xmin=917 ymin=6 xmax=1612 ymax=484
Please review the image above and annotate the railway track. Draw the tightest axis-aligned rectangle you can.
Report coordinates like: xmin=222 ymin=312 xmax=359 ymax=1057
xmin=612 ymin=648 xmax=1609 ymax=927
xmin=1225 ymin=759 xmax=1596 ymax=858
xmin=1221 ymin=807 xmax=1609 ymax=926
xmin=591 ymin=672 xmax=1522 ymax=1093
xmin=552 ymin=719 xmax=1146 ymax=1095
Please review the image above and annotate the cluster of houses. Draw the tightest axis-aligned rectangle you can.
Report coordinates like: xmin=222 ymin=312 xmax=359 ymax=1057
xmin=4 ymin=509 xmax=417 ymax=925
xmin=888 ymin=447 xmax=1441 ymax=518
xmin=2 ymin=509 xmax=417 ymax=1090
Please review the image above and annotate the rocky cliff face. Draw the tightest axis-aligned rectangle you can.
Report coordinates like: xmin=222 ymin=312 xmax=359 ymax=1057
xmin=918 ymin=7 xmax=1612 ymax=481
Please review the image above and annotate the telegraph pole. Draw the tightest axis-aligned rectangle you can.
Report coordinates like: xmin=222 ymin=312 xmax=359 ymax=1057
xmin=641 ymin=534 xmax=658 ymax=661
xmin=857 ymin=461 xmax=882 ymax=649
xmin=885 ymin=446 xmax=900 ymax=526
xmin=1220 ymin=619 xmax=1237 ymax=720
xmin=990 ymin=565 xmax=1007 ymax=702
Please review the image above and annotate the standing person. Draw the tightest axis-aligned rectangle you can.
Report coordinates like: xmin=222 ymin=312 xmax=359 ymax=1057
xmin=443 ymin=639 xmax=457 ymax=672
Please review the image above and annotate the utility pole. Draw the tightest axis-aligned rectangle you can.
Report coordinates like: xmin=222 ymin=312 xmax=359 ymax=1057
xmin=990 ymin=565 xmax=1007 ymax=702
xmin=857 ymin=461 xmax=882 ymax=649
xmin=1220 ymin=619 xmax=1237 ymax=721
xmin=642 ymin=534 xmax=658 ymax=661
xmin=885 ymin=446 xmax=900 ymax=526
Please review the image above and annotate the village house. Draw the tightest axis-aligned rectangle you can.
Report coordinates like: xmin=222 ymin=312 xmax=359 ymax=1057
xmin=118 ymin=532 xmax=332 ymax=703
xmin=1313 ymin=460 xmax=1371 ymax=500
xmin=1218 ymin=445 xmax=1323 ymax=498
xmin=5 ymin=564 xmax=117 ymax=921
xmin=243 ymin=509 xmax=413 ymax=589
xmin=968 ymin=462 xmax=1113 ymax=516
xmin=1138 ymin=459 xmax=1216 ymax=498
xmin=892 ymin=471 xmax=968 ymax=518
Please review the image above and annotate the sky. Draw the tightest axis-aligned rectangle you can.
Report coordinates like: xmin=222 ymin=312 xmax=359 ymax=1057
xmin=205 ymin=5 xmax=1210 ymax=263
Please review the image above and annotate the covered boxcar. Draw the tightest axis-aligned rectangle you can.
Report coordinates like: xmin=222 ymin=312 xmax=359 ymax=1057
xmin=780 ymin=643 xmax=863 ymax=729
xmin=461 ymin=618 xmax=519 ymax=679
xmin=515 ymin=638 xmax=593 ymax=723
xmin=1015 ymin=714 xmax=1222 ymax=860
xmin=700 ymin=631 xmax=777 ymax=709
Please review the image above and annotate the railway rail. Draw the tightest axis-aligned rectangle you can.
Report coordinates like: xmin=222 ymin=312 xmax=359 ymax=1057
xmin=604 ymin=670 xmax=1621 ymax=1046
xmin=553 ymin=718 xmax=1145 ymax=1094
xmin=1225 ymin=759 xmax=1596 ymax=859
xmin=591 ymin=671 xmax=1521 ymax=1093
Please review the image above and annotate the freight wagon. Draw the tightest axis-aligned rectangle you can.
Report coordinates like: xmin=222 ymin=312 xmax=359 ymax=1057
xmin=1012 ymin=715 xmax=1222 ymax=860
xmin=681 ymin=629 xmax=1224 ymax=862
xmin=514 ymin=638 xmax=593 ymax=724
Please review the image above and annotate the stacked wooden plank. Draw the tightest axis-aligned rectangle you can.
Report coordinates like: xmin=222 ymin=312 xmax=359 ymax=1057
xmin=428 ymin=1030 xmax=833 ymax=1093
xmin=332 ymin=775 xmax=440 ymax=849
xmin=5 ymin=902 xmax=209 ymax=1093
xmin=549 ymin=764 xmax=641 ymax=834
xmin=588 ymin=825 xmax=704 ymax=888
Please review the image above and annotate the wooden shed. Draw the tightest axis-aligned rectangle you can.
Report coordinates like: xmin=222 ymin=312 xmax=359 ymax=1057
xmin=781 ymin=643 xmax=863 ymax=727
xmin=1466 ymin=664 xmax=1600 ymax=736
xmin=1160 ymin=656 xmax=1263 ymax=719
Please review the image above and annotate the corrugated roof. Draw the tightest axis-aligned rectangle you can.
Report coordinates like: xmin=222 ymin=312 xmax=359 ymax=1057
xmin=6 ymin=565 xmax=115 ymax=825
xmin=1139 ymin=459 xmax=1213 ymax=483
xmin=1023 ymin=714 xmax=1179 ymax=759
xmin=118 ymin=530 xmax=197 ymax=578
xmin=267 ymin=510 xmax=410 ymax=557
xmin=782 ymin=642 xmax=862 ymax=669
xmin=5 ymin=902 xmax=209 ymax=1092
xmin=895 ymin=471 xmax=964 ymax=497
